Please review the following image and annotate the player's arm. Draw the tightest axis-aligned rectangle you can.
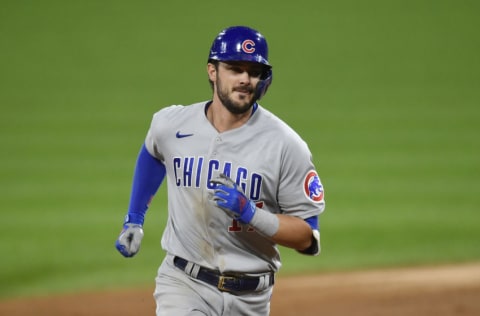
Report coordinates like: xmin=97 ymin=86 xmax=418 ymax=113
xmin=115 ymin=144 xmax=166 ymax=257
xmin=211 ymin=174 xmax=320 ymax=255
xmin=271 ymin=214 xmax=320 ymax=255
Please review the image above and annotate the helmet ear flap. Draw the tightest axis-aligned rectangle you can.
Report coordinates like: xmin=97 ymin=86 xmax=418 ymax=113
xmin=255 ymin=69 xmax=273 ymax=100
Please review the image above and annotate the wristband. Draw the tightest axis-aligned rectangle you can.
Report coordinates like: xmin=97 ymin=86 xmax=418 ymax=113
xmin=249 ymin=207 xmax=279 ymax=237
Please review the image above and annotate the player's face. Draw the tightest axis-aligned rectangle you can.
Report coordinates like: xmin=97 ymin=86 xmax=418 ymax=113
xmin=214 ymin=62 xmax=264 ymax=114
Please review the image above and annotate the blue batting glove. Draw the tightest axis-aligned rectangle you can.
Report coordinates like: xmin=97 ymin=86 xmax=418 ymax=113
xmin=115 ymin=223 xmax=144 ymax=257
xmin=210 ymin=174 xmax=256 ymax=224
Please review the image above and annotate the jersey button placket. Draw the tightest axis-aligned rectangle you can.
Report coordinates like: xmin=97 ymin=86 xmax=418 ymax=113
xmin=210 ymin=135 xmax=222 ymax=157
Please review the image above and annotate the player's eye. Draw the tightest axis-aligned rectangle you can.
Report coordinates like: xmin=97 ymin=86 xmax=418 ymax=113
xmin=248 ymin=68 xmax=263 ymax=78
xmin=224 ymin=63 xmax=263 ymax=78
xmin=230 ymin=66 xmax=244 ymax=73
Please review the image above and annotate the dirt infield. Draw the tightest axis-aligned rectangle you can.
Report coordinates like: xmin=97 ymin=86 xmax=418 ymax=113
xmin=1 ymin=262 xmax=480 ymax=315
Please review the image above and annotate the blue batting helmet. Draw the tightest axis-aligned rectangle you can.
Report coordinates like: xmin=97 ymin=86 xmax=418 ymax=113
xmin=208 ymin=26 xmax=273 ymax=100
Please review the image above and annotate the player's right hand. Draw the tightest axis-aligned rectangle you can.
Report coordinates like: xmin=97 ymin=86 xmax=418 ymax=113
xmin=115 ymin=223 xmax=144 ymax=257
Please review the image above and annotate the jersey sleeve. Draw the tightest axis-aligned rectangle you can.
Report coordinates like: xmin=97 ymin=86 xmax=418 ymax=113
xmin=144 ymin=105 xmax=184 ymax=160
xmin=277 ymin=132 xmax=325 ymax=219
xmin=145 ymin=110 xmax=165 ymax=160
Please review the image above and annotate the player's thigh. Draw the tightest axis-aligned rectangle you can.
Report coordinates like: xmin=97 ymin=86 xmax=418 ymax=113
xmin=226 ymin=287 xmax=273 ymax=316
xmin=153 ymin=259 xmax=222 ymax=316
xmin=154 ymin=274 xmax=211 ymax=315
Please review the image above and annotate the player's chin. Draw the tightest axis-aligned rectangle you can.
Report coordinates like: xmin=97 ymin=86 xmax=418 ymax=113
xmin=234 ymin=92 xmax=255 ymax=106
xmin=226 ymin=101 xmax=253 ymax=115
xmin=237 ymin=100 xmax=255 ymax=111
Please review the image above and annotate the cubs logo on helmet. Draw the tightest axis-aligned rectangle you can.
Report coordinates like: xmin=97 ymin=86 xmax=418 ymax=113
xmin=304 ymin=170 xmax=324 ymax=203
xmin=242 ymin=39 xmax=256 ymax=53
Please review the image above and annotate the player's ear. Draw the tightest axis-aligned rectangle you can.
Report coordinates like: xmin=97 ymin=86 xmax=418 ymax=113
xmin=207 ymin=63 xmax=217 ymax=82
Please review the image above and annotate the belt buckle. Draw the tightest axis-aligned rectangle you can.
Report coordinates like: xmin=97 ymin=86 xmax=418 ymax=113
xmin=217 ymin=275 xmax=236 ymax=292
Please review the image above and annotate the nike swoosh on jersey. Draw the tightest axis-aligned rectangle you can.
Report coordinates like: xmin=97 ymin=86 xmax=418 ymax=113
xmin=176 ymin=131 xmax=194 ymax=138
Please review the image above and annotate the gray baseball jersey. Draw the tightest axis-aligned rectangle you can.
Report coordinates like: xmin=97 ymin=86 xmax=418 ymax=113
xmin=145 ymin=101 xmax=325 ymax=274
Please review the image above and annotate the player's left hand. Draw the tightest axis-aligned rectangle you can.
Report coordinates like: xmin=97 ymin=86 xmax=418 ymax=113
xmin=210 ymin=173 xmax=256 ymax=224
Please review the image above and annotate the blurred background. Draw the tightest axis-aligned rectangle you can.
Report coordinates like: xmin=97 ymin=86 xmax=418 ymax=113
xmin=1 ymin=0 xmax=479 ymax=299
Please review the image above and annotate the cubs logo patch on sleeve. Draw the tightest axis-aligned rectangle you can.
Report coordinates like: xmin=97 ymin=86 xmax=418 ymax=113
xmin=304 ymin=170 xmax=324 ymax=203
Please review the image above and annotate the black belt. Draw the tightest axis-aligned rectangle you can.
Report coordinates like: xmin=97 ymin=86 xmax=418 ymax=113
xmin=173 ymin=256 xmax=274 ymax=293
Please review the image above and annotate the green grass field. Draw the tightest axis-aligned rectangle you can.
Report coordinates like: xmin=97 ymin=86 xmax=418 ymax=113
xmin=1 ymin=0 xmax=479 ymax=299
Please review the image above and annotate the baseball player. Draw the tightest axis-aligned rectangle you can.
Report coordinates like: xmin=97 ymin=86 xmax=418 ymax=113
xmin=115 ymin=25 xmax=325 ymax=316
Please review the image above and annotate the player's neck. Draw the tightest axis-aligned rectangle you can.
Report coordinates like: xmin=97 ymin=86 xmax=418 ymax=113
xmin=207 ymin=101 xmax=252 ymax=133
